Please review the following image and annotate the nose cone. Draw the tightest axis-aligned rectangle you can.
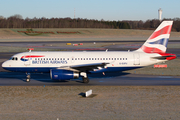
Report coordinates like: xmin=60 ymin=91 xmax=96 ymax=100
xmin=2 ymin=61 xmax=9 ymax=69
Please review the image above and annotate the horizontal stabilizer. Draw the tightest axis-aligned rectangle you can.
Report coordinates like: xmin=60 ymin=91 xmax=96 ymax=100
xmin=151 ymin=53 xmax=176 ymax=60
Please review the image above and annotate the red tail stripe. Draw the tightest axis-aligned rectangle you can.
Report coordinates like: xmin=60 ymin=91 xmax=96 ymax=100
xmin=141 ymin=46 xmax=165 ymax=53
xmin=148 ymin=25 xmax=172 ymax=40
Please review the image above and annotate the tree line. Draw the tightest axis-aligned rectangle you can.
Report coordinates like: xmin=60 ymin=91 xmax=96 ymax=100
xmin=0 ymin=14 xmax=180 ymax=31
xmin=0 ymin=15 xmax=130 ymax=29
xmin=124 ymin=18 xmax=180 ymax=32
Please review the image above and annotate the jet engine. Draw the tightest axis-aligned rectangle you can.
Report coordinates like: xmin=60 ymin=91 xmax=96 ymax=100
xmin=50 ymin=69 xmax=79 ymax=80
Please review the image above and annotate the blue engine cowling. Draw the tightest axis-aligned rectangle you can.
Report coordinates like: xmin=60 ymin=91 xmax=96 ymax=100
xmin=50 ymin=69 xmax=79 ymax=80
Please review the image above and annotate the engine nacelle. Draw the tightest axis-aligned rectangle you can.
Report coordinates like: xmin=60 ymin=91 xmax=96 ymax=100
xmin=50 ymin=69 xmax=79 ymax=80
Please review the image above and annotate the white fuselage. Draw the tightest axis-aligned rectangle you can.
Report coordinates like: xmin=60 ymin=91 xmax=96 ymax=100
xmin=2 ymin=51 xmax=165 ymax=73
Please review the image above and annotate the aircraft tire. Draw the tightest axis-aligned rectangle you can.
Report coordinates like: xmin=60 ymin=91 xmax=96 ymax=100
xmin=26 ymin=78 xmax=30 ymax=82
xmin=83 ymin=77 xmax=89 ymax=83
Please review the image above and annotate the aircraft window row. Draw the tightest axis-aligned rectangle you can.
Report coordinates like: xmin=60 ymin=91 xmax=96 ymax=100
xmin=34 ymin=58 xmax=127 ymax=61
xmin=72 ymin=58 xmax=127 ymax=60
xmin=35 ymin=58 xmax=69 ymax=61
xmin=10 ymin=57 xmax=18 ymax=61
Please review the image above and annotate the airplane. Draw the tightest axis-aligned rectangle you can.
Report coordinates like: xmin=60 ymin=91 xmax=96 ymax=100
xmin=2 ymin=21 xmax=176 ymax=83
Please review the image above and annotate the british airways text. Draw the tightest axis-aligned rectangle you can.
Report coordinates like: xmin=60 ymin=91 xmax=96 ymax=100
xmin=32 ymin=60 xmax=67 ymax=64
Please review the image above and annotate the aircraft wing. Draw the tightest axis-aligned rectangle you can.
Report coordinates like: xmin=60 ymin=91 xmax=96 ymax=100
xmin=58 ymin=62 xmax=109 ymax=72
xmin=70 ymin=62 xmax=109 ymax=72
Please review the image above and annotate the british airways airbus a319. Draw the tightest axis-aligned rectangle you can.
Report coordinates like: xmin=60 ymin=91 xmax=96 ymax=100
xmin=2 ymin=21 xmax=176 ymax=83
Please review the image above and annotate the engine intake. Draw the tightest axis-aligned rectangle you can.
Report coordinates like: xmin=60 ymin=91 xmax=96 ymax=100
xmin=50 ymin=69 xmax=79 ymax=80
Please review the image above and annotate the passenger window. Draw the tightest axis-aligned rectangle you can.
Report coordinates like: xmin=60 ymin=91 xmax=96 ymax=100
xmin=63 ymin=58 xmax=65 ymax=60
xmin=114 ymin=58 xmax=116 ymax=60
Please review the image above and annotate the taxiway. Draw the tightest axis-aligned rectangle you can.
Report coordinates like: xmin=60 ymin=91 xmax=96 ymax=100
xmin=0 ymin=72 xmax=180 ymax=86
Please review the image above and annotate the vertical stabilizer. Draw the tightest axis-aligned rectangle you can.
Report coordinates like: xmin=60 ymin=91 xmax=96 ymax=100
xmin=136 ymin=21 xmax=173 ymax=53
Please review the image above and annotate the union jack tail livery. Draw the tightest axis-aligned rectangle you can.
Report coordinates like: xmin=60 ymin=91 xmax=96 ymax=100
xmin=137 ymin=21 xmax=173 ymax=53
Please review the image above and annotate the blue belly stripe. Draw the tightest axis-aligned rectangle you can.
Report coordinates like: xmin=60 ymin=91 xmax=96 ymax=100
xmin=3 ymin=67 xmax=141 ymax=73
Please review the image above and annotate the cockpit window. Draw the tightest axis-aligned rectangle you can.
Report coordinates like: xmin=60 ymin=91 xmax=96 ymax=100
xmin=10 ymin=57 xmax=18 ymax=61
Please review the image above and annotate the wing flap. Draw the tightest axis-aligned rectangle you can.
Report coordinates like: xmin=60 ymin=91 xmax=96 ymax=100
xmin=56 ymin=62 xmax=109 ymax=72
xmin=70 ymin=62 xmax=109 ymax=72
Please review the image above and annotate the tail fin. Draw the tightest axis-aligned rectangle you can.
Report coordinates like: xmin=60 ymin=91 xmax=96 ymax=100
xmin=136 ymin=21 xmax=173 ymax=53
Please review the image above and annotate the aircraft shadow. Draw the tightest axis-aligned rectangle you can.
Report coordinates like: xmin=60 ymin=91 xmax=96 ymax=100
xmin=88 ymin=71 xmax=130 ymax=78
xmin=75 ymin=71 xmax=130 ymax=83
xmin=0 ymin=71 xmax=130 ymax=83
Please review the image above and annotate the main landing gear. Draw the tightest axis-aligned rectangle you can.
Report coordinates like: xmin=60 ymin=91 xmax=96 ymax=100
xmin=81 ymin=72 xmax=89 ymax=83
xmin=82 ymin=77 xmax=89 ymax=84
xmin=26 ymin=73 xmax=31 ymax=82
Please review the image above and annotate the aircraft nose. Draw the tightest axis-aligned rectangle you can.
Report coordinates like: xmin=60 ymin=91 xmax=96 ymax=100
xmin=2 ymin=61 xmax=9 ymax=68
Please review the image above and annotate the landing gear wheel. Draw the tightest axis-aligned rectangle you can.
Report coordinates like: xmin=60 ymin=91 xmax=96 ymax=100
xmin=83 ymin=77 xmax=89 ymax=83
xmin=26 ymin=78 xmax=30 ymax=82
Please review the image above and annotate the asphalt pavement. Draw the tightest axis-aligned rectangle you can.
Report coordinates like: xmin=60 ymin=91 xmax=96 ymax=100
xmin=0 ymin=72 xmax=180 ymax=86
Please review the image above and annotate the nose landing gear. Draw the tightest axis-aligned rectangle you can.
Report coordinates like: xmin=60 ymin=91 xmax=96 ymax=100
xmin=26 ymin=73 xmax=31 ymax=82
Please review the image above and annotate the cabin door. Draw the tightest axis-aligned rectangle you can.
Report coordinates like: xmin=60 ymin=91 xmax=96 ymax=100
xmin=133 ymin=53 xmax=140 ymax=65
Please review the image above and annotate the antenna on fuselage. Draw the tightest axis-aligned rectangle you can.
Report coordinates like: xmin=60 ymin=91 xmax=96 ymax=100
xmin=28 ymin=48 xmax=34 ymax=52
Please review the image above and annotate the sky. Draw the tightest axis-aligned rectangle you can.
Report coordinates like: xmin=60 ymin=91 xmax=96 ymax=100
xmin=0 ymin=0 xmax=179 ymax=21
